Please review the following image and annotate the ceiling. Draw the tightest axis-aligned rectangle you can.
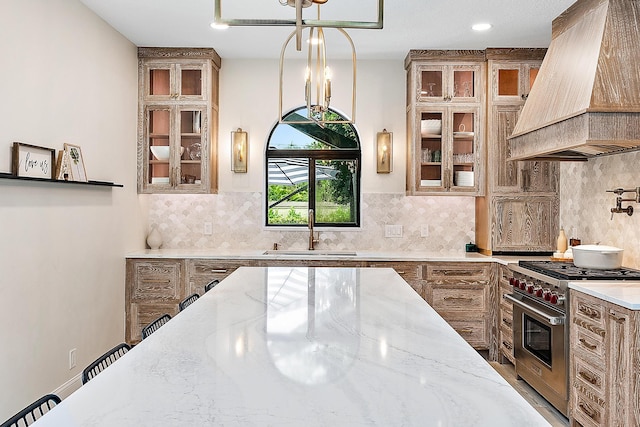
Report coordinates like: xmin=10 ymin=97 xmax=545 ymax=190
xmin=79 ymin=0 xmax=576 ymax=60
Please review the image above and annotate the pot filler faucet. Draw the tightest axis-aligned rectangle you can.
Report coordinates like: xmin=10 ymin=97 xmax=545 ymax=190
xmin=607 ymin=187 xmax=640 ymax=219
xmin=308 ymin=209 xmax=319 ymax=250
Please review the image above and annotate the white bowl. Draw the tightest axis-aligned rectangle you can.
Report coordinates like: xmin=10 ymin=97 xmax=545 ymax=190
xmin=572 ymin=244 xmax=623 ymax=269
xmin=150 ymin=146 xmax=184 ymax=161
xmin=421 ymin=119 xmax=442 ymax=136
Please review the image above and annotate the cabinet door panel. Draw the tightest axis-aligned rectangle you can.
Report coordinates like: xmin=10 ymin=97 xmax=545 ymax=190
xmin=492 ymin=196 xmax=558 ymax=252
xmin=131 ymin=261 xmax=181 ymax=300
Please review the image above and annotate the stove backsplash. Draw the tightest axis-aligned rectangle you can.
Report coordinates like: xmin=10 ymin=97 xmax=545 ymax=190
xmin=146 ymin=193 xmax=475 ymax=253
xmin=560 ymin=151 xmax=640 ymax=269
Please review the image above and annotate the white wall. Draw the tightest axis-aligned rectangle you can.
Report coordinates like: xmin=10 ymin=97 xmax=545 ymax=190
xmin=0 ymin=0 xmax=141 ymax=420
xmin=218 ymin=58 xmax=407 ymax=193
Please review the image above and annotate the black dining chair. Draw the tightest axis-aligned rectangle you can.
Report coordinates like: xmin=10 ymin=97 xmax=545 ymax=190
xmin=81 ymin=343 xmax=131 ymax=384
xmin=1 ymin=394 xmax=61 ymax=427
xmin=204 ymin=279 xmax=220 ymax=293
xmin=179 ymin=293 xmax=200 ymax=311
xmin=141 ymin=314 xmax=172 ymax=340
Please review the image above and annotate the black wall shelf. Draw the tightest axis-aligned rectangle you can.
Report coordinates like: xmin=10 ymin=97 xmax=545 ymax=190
xmin=0 ymin=172 xmax=123 ymax=188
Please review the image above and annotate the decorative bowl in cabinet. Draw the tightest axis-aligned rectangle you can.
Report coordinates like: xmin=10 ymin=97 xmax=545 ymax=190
xmin=150 ymin=146 xmax=184 ymax=161
xmin=421 ymin=119 xmax=442 ymax=137
xmin=572 ymin=244 xmax=623 ymax=269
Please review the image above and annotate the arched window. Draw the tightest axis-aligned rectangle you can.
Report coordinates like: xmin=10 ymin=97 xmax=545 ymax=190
xmin=266 ymin=107 xmax=361 ymax=227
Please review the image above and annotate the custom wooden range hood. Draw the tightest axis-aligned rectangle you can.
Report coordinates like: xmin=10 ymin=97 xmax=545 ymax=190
xmin=508 ymin=0 xmax=640 ymax=161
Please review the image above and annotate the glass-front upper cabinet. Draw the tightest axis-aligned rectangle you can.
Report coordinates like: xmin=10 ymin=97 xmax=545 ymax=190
xmin=416 ymin=106 xmax=480 ymax=193
xmin=405 ymin=50 xmax=485 ymax=196
xmin=144 ymin=106 xmax=208 ymax=191
xmin=491 ymin=60 xmax=542 ymax=102
xmin=137 ymin=47 xmax=221 ymax=194
xmin=416 ymin=64 xmax=482 ymax=103
xmin=142 ymin=62 xmax=207 ymax=101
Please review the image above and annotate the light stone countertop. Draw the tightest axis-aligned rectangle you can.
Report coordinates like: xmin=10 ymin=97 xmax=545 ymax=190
xmin=33 ymin=267 xmax=550 ymax=426
xmin=569 ymin=281 xmax=640 ymax=310
xmin=125 ymin=248 xmax=548 ymax=265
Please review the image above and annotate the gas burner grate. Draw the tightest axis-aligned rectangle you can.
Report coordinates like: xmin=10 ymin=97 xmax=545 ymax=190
xmin=518 ymin=260 xmax=640 ymax=281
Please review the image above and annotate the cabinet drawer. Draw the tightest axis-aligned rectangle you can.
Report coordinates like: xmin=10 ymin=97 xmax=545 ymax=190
xmin=500 ymin=308 xmax=513 ymax=330
xmin=131 ymin=261 xmax=182 ymax=300
xmin=187 ymin=259 xmax=246 ymax=295
xmin=572 ymin=386 xmax=606 ymax=427
xmin=431 ymin=287 xmax=487 ymax=312
xmin=426 ymin=262 xmax=492 ymax=281
xmin=573 ymin=327 xmax=606 ymax=361
xmin=573 ymin=357 xmax=606 ymax=397
xmin=189 ymin=259 xmax=245 ymax=277
xmin=499 ymin=327 xmax=515 ymax=363
xmin=572 ymin=293 xmax=606 ymax=330
xmin=446 ymin=318 xmax=488 ymax=348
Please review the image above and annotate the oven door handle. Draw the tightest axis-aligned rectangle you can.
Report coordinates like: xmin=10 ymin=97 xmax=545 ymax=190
xmin=503 ymin=294 xmax=565 ymax=326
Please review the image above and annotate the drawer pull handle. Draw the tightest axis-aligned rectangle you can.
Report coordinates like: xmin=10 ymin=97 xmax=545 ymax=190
xmin=395 ymin=271 xmax=406 ymax=275
xmin=141 ymin=279 xmax=171 ymax=284
xmin=578 ymin=305 xmax=601 ymax=320
xmin=578 ymin=401 xmax=597 ymax=419
xmin=502 ymin=318 xmax=512 ymax=327
xmin=444 ymin=296 xmax=473 ymax=302
xmin=579 ymin=370 xmax=598 ymax=386
xmin=502 ymin=341 xmax=512 ymax=350
xmin=609 ymin=313 xmax=626 ymax=324
xmin=579 ymin=338 xmax=597 ymax=350
xmin=457 ymin=328 xmax=474 ymax=334
xmin=210 ymin=269 xmax=228 ymax=273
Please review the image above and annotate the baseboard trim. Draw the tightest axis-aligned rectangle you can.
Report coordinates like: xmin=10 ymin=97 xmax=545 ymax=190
xmin=52 ymin=373 xmax=82 ymax=400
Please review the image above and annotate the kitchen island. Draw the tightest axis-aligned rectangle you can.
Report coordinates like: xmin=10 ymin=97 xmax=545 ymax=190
xmin=34 ymin=267 xmax=549 ymax=426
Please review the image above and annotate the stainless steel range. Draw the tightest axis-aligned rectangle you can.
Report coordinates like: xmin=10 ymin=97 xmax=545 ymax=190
xmin=505 ymin=260 xmax=640 ymax=417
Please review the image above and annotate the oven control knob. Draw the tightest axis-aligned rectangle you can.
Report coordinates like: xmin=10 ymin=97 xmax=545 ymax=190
xmin=510 ymin=278 xmax=515 ymax=287
xmin=550 ymin=292 xmax=558 ymax=304
xmin=535 ymin=287 xmax=544 ymax=297
xmin=526 ymin=284 xmax=535 ymax=294
xmin=512 ymin=279 xmax=520 ymax=288
xmin=543 ymin=289 xmax=552 ymax=301
xmin=519 ymin=281 xmax=527 ymax=290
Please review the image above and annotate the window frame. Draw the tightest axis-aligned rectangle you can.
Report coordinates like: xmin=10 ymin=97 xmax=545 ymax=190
xmin=265 ymin=109 xmax=361 ymax=228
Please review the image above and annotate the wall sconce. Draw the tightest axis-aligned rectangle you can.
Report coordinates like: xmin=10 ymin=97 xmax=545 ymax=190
xmin=232 ymin=128 xmax=248 ymax=173
xmin=376 ymin=129 xmax=392 ymax=173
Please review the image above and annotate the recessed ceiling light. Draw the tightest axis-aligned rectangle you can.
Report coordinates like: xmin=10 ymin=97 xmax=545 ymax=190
xmin=472 ymin=23 xmax=492 ymax=31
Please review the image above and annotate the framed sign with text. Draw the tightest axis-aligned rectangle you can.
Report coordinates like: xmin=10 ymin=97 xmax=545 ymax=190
xmin=11 ymin=142 xmax=56 ymax=179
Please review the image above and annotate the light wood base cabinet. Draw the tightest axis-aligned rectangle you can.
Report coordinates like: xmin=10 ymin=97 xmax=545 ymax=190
xmin=570 ymin=290 xmax=640 ymax=427
xmin=126 ymin=259 xmax=495 ymax=352
xmin=424 ymin=262 xmax=493 ymax=350
xmin=496 ymin=264 xmax=515 ymax=365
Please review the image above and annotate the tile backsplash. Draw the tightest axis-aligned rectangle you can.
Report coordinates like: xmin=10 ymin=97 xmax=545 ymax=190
xmin=560 ymin=151 xmax=640 ymax=269
xmin=147 ymin=193 xmax=476 ymax=253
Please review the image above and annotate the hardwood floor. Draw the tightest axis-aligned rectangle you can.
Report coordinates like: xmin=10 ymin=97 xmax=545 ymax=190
xmin=489 ymin=361 xmax=568 ymax=426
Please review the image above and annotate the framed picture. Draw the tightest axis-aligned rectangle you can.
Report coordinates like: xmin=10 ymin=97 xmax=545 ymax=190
xmin=11 ymin=142 xmax=56 ymax=179
xmin=64 ymin=143 xmax=87 ymax=182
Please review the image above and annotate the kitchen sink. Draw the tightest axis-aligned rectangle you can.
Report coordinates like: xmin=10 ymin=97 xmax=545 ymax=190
xmin=262 ymin=250 xmax=358 ymax=256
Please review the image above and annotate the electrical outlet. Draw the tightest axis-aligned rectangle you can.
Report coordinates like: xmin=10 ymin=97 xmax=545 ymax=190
xmin=204 ymin=222 xmax=212 ymax=235
xmin=385 ymin=224 xmax=403 ymax=238
xmin=69 ymin=348 xmax=77 ymax=370
xmin=420 ymin=225 xmax=429 ymax=237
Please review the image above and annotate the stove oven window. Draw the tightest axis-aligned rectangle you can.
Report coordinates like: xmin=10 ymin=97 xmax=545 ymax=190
xmin=523 ymin=314 xmax=552 ymax=367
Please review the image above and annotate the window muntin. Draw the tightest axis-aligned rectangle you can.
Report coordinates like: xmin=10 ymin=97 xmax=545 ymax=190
xmin=266 ymin=108 xmax=360 ymax=227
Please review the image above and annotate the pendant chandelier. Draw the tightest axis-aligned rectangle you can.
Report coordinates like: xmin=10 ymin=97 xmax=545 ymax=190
xmin=213 ymin=0 xmax=383 ymax=126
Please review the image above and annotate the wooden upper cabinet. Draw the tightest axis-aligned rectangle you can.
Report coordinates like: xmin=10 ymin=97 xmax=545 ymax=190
xmin=137 ymin=47 xmax=221 ymax=194
xmin=416 ymin=63 xmax=483 ymax=104
xmin=405 ymin=50 xmax=486 ymax=196
xmin=142 ymin=62 xmax=208 ymax=102
xmin=491 ymin=61 xmax=541 ymax=102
